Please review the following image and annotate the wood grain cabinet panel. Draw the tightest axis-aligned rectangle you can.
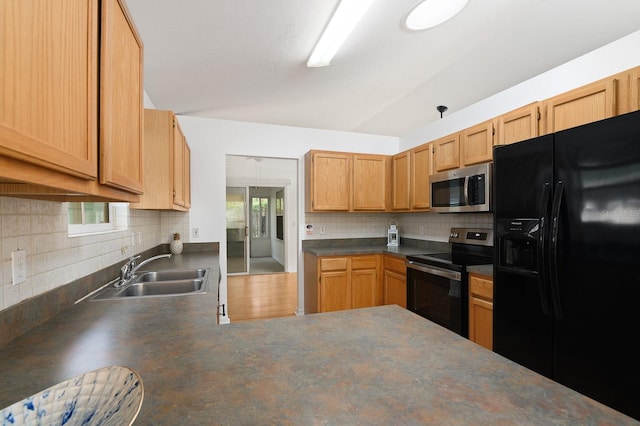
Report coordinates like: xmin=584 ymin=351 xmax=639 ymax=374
xmin=469 ymin=274 xmax=493 ymax=351
xmin=130 ymin=109 xmax=191 ymax=211
xmin=383 ymin=255 xmax=406 ymax=308
xmin=497 ymin=103 xmax=541 ymax=146
xmin=433 ymin=133 xmax=460 ymax=172
xmin=99 ymin=0 xmax=144 ymax=194
xmin=317 ymin=255 xmax=381 ymax=312
xmin=0 ymin=0 xmax=99 ymax=179
xmin=631 ymin=66 xmax=640 ymax=112
xmin=305 ymin=150 xmax=388 ymax=212
xmin=391 ymin=151 xmax=411 ymax=210
xmin=0 ymin=0 xmax=143 ymax=201
xmin=545 ymin=79 xmax=616 ymax=133
xmin=305 ymin=151 xmax=352 ymax=211
xmin=461 ymin=120 xmax=495 ymax=166
xmin=410 ymin=143 xmax=432 ymax=210
xmin=353 ymin=154 xmax=388 ymax=211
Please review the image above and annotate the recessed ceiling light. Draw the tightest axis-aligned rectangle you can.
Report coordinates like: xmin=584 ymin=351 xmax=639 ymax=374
xmin=404 ymin=0 xmax=469 ymax=31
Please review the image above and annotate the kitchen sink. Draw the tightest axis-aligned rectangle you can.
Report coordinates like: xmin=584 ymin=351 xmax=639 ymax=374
xmin=133 ymin=268 xmax=207 ymax=282
xmin=89 ymin=268 xmax=210 ymax=301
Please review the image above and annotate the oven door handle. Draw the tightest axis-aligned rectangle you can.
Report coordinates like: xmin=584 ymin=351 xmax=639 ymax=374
xmin=406 ymin=261 xmax=461 ymax=281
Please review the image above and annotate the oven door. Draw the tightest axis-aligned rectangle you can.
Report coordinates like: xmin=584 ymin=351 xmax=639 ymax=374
xmin=406 ymin=261 xmax=468 ymax=337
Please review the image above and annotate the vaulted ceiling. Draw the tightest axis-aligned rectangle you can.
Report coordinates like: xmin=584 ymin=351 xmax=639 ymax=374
xmin=125 ymin=0 xmax=640 ymax=137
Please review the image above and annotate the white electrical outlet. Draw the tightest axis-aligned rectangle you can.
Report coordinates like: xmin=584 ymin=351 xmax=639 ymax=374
xmin=320 ymin=226 xmax=326 ymax=235
xmin=192 ymin=227 xmax=200 ymax=238
xmin=138 ymin=231 xmax=143 ymax=245
xmin=419 ymin=225 xmax=425 ymax=235
xmin=11 ymin=250 xmax=27 ymax=285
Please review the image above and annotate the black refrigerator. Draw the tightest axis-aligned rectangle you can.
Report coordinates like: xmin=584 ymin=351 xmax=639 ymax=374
xmin=493 ymin=110 xmax=640 ymax=420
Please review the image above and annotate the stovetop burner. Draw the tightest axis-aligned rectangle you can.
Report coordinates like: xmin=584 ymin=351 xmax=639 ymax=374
xmin=406 ymin=227 xmax=494 ymax=272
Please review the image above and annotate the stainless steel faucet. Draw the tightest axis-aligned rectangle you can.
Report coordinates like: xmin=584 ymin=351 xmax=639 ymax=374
xmin=116 ymin=253 xmax=172 ymax=287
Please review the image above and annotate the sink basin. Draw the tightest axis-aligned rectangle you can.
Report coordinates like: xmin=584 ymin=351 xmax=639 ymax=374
xmin=89 ymin=268 xmax=210 ymax=301
xmin=134 ymin=268 xmax=207 ymax=282
xmin=120 ymin=279 xmax=204 ymax=296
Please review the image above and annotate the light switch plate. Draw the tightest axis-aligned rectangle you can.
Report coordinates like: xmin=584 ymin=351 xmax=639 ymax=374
xmin=11 ymin=250 xmax=27 ymax=285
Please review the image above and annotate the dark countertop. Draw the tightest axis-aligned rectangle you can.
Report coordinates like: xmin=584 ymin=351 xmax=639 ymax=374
xmin=303 ymin=237 xmax=450 ymax=258
xmin=1 ymin=277 xmax=637 ymax=425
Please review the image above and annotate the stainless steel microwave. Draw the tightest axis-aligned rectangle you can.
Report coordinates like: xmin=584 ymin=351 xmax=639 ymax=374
xmin=429 ymin=163 xmax=492 ymax=213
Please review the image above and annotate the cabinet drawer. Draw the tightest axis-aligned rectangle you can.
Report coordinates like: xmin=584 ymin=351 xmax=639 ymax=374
xmin=320 ymin=257 xmax=348 ymax=271
xmin=351 ymin=255 xmax=378 ymax=270
xmin=384 ymin=255 xmax=406 ymax=275
xmin=469 ymin=275 xmax=493 ymax=300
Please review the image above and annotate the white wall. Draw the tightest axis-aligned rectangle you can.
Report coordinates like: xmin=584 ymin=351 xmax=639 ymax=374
xmin=179 ymin=117 xmax=398 ymax=320
xmin=400 ymin=30 xmax=640 ymax=150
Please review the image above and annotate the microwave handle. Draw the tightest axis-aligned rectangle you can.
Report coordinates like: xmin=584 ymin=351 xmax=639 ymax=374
xmin=463 ymin=176 xmax=470 ymax=206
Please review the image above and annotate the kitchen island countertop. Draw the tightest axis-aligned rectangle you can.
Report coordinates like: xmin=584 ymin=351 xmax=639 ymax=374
xmin=1 ymin=272 xmax=637 ymax=426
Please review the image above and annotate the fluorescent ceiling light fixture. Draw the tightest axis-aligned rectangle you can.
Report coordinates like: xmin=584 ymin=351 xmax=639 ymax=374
xmin=404 ymin=0 xmax=469 ymax=31
xmin=307 ymin=0 xmax=376 ymax=67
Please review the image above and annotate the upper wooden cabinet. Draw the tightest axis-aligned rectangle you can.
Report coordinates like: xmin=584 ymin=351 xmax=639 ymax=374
xmin=461 ymin=120 xmax=495 ymax=166
xmin=391 ymin=143 xmax=432 ymax=211
xmin=496 ymin=103 xmax=542 ymax=146
xmin=305 ymin=151 xmax=351 ymax=211
xmin=352 ymin=154 xmax=389 ymax=211
xmin=433 ymin=133 xmax=460 ymax=172
xmin=131 ymin=109 xmax=191 ymax=211
xmin=305 ymin=150 xmax=388 ymax=212
xmin=0 ymin=0 xmax=98 ymax=179
xmin=391 ymin=151 xmax=410 ymax=210
xmin=545 ymin=78 xmax=617 ymax=133
xmin=0 ymin=0 xmax=143 ymax=202
xmin=99 ymin=0 xmax=144 ymax=194
xmin=410 ymin=143 xmax=432 ymax=210
xmin=631 ymin=67 xmax=640 ymax=112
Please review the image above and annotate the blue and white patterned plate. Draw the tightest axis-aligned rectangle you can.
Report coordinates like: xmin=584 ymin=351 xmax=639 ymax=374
xmin=1 ymin=365 xmax=143 ymax=425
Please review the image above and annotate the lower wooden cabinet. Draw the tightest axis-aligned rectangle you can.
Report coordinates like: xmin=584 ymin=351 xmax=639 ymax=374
xmin=306 ymin=254 xmax=382 ymax=313
xmin=383 ymin=255 xmax=407 ymax=308
xmin=468 ymin=273 xmax=493 ymax=350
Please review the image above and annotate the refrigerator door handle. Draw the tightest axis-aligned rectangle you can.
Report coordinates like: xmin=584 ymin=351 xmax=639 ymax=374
xmin=537 ymin=182 xmax=552 ymax=316
xmin=549 ymin=180 xmax=564 ymax=319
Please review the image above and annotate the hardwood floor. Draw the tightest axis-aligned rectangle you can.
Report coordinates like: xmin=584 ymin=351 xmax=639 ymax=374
xmin=227 ymin=273 xmax=297 ymax=322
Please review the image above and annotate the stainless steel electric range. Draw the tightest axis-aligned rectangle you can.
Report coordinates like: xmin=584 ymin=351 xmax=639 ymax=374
xmin=406 ymin=227 xmax=493 ymax=337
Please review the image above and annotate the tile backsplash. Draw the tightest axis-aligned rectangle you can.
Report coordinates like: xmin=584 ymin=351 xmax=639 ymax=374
xmin=304 ymin=212 xmax=493 ymax=242
xmin=0 ymin=197 xmax=190 ymax=312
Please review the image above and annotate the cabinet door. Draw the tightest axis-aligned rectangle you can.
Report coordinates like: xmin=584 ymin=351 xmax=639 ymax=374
xmin=308 ymin=151 xmax=351 ymax=211
xmin=391 ymin=151 xmax=411 ymax=210
xmin=383 ymin=255 xmax=406 ymax=307
xmin=411 ymin=143 xmax=432 ymax=210
xmin=353 ymin=154 xmax=387 ymax=211
xmin=173 ymin=119 xmax=186 ymax=207
xmin=461 ymin=120 xmax=494 ymax=166
xmin=351 ymin=255 xmax=380 ymax=308
xmin=433 ymin=133 xmax=460 ymax=172
xmin=352 ymin=269 xmax=379 ymax=308
xmin=469 ymin=274 xmax=493 ymax=350
xmin=384 ymin=270 xmax=406 ymax=308
xmin=545 ymin=79 xmax=616 ymax=133
xmin=319 ymin=271 xmax=350 ymax=313
xmin=0 ymin=0 xmax=99 ymax=179
xmin=497 ymin=103 xmax=541 ymax=145
xmin=631 ymin=67 xmax=640 ymax=112
xmin=99 ymin=0 xmax=144 ymax=193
